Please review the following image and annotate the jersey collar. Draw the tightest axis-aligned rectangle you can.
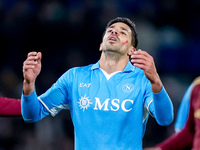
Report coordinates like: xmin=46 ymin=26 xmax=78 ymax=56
xmin=91 ymin=60 xmax=135 ymax=72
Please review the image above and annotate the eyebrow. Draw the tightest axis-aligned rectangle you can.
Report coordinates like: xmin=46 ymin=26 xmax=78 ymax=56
xmin=108 ymin=25 xmax=129 ymax=33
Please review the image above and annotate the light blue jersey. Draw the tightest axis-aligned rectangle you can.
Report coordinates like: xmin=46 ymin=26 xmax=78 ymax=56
xmin=22 ymin=61 xmax=173 ymax=150
xmin=174 ymin=83 xmax=194 ymax=133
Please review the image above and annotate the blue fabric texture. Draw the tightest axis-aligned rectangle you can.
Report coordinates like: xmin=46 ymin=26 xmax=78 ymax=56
xmin=21 ymin=61 xmax=173 ymax=150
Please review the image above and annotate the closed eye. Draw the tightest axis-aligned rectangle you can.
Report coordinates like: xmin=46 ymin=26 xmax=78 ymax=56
xmin=121 ymin=31 xmax=126 ymax=35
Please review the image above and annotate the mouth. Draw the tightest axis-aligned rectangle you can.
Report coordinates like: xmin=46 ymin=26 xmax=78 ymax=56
xmin=108 ymin=35 xmax=118 ymax=42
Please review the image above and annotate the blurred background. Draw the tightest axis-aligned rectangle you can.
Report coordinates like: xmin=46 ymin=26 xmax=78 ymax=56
xmin=0 ymin=0 xmax=200 ymax=149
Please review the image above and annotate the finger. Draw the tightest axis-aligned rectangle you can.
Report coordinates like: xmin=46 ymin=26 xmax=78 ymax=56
xmin=24 ymin=59 xmax=38 ymax=66
xmin=23 ymin=65 xmax=35 ymax=72
xmin=26 ymin=56 xmax=39 ymax=62
xmin=27 ymin=52 xmax=42 ymax=62
xmin=133 ymin=63 xmax=146 ymax=70
xmin=23 ymin=60 xmax=37 ymax=71
xmin=27 ymin=51 xmax=37 ymax=57
xmin=130 ymin=53 xmax=147 ymax=65
xmin=130 ymin=53 xmax=146 ymax=60
xmin=37 ymin=52 xmax=42 ymax=63
xmin=26 ymin=51 xmax=40 ymax=61
xmin=134 ymin=49 xmax=150 ymax=58
xmin=131 ymin=50 xmax=152 ymax=63
xmin=130 ymin=58 xmax=146 ymax=65
xmin=23 ymin=61 xmax=36 ymax=68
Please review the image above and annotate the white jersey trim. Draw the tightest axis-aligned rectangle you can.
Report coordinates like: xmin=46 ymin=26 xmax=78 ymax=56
xmin=100 ymin=68 xmax=121 ymax=80
xmin=143 ymin=99 xmax=153 ymax=123
xmin=38 ymin=97 xmax=69 ymax=117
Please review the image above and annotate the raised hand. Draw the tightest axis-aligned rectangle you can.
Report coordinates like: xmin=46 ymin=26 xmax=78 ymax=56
xmin=23 ymin=52 xmax=42 ymax=95
xmin=128 ymin=49 xmax=162 ymax=93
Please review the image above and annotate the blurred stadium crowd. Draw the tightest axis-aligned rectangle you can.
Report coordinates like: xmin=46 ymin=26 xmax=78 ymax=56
xmin=0 ymin=0 xmax=200 ymax=149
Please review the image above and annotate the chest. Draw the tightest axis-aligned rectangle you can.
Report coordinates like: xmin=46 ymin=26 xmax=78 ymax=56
xmin=70 ymin=71 xmax=147 ymax=114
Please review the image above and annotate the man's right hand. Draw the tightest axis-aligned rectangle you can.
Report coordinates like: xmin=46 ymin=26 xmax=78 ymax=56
xmin=22 ymin=52 xmax=42 ymax=96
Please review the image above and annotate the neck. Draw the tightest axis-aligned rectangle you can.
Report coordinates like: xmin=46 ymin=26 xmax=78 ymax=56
xmin=99 ymin=51 xmax=129 ymax=74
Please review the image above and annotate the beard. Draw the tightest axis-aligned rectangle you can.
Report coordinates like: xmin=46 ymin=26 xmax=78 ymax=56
xmin=102 ymin=41 xmax=121 ymax=52
xmin=102 ymin=44 xmax=122 ymax=61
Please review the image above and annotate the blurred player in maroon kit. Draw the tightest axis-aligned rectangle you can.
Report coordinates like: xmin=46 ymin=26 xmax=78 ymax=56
xmin=144 ymin=78 xmax=200 ymax=150
xmin=0 ymin=97 xmax=21 ymax=116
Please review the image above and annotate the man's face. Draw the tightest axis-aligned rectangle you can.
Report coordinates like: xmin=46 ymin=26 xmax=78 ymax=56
xmin=100 ymin=22 xmax=133 ymax=55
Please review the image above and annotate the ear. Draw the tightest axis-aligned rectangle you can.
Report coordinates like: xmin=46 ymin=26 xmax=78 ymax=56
xmin=127 ymin=46 xmax=136 ymax=55
xmin=129 ymin=46 xmax=136 ymax=53
xmin=132 ymin=46 xmax=136 ymax=52
xmin=99 ymin=43 xmax=103 ymax=51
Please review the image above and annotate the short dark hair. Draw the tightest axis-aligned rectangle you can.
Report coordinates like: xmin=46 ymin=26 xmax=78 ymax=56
xmin=105 ymin=17 xmax=138 ymax=48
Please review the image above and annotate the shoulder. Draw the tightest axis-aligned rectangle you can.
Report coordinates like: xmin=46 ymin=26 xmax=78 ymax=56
xmin=191 ymin=83 xmax=200 ymax=95
xmin=68 ymin=64 xmax=94 ymax=74
xmin=191 ymin=76 xmax=200 ymax=94
xmin=55 ymin=64 xmax=94 ymax=86
xmin=61 ymin=64 xmax=94 ymax=78
xmin=190 ymin=78 xmax=200 ymax=105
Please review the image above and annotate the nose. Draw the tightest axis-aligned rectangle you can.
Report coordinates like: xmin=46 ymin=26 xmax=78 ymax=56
xmin=111 ymin=29 xmax=118 ymax=35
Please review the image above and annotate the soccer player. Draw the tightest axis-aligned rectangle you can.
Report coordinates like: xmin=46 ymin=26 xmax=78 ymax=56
xmin=21 ymin=17 xmax=174 ymax=150
xmin=175 ymin=76 xmax=200 ymax=133
xmin=0 ymin=97 xmax=21 ymax=116
xmin=144 ymin=77 xmax=200 ymax=150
